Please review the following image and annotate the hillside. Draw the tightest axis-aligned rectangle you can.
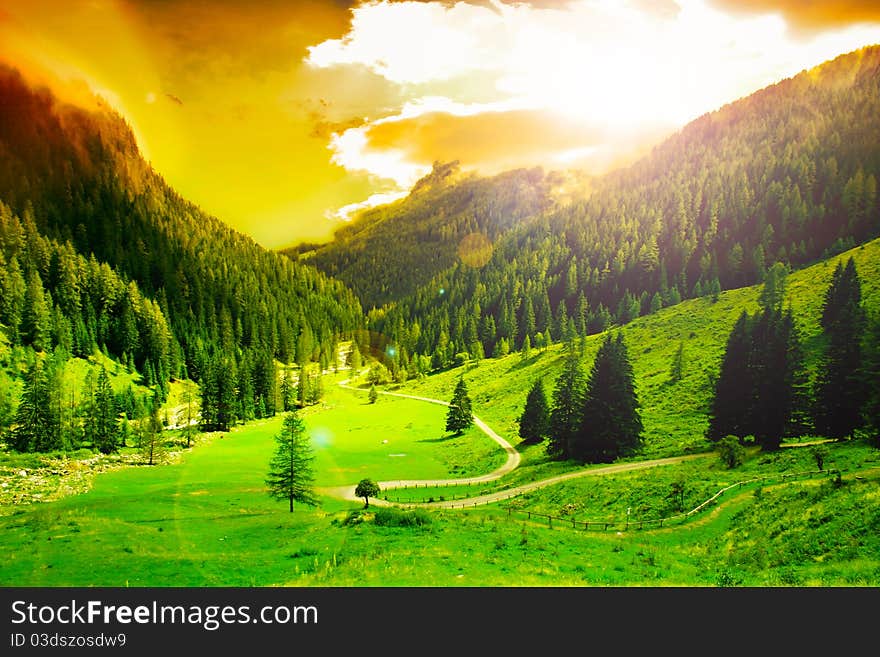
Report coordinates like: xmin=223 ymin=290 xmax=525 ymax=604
xmin=0 ymin=63 xmax=363 ymax=383
xmin=285 ymin=161 xmax=560 ymax=309
xmin=343 ymin=46 xmax=880 ymax=372
xmin=388 ymin=236 xmax=880 ymax=466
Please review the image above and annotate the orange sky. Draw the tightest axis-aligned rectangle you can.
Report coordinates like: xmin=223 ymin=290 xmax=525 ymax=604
xmin=1 ymin=0 xmax=880 ymax=248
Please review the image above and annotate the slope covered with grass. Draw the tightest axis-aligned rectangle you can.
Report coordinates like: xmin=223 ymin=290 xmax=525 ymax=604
xmin=392 ymin=237 xmax=880 ymax=465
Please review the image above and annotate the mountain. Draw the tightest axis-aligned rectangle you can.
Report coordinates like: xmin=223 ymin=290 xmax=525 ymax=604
xmin=339 ymin=46 xmax=880 ymax=374
xmin=0 ymin=63 xmax=363 ymax=387
xmin=284 ymin=161 xmax=562 ymax=310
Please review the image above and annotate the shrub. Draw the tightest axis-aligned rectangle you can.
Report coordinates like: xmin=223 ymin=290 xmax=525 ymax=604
xmin=717 ymin=435 xmax=745 ymax=469
xmin=373 ymin=507 xmax=432 ymax=527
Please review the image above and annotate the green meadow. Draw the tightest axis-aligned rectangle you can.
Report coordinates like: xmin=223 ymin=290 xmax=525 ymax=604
xmin=0 ymin=239 xmax=878 ymax=587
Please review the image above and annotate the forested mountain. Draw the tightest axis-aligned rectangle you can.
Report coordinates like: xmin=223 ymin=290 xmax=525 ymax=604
xmin=286 ymin=161 xmax=559 ymax=309
xmin=0 ymin=63 xmax=363 ymax=387
xmin=349 ymin=46 xmax=880 ymax=377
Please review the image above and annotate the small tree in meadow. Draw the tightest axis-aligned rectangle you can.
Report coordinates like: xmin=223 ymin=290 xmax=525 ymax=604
xmin=355 ymin=478 xmax=381 ymax=508
xmin=445 ymin=377 xmax=473 ymax=435
xmin=368 ymin=385 xmax=378 ymax=404
xmin=266 ymin=411 xmax=319 ymax=513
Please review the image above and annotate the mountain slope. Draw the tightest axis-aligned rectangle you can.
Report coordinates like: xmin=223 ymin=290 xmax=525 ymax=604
xmin=358 ymin=46 xmax=880 ymax=370
xmin=394 ymin=236 xmax=880 ymax=461
xmin=0 ymin=63 xmax=363 ymax=379
xmin=285 ymin=161 xmax=560 ymax=309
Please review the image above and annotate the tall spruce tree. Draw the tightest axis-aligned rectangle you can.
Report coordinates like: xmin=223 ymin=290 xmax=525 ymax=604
xmin=89 ymin=365 xmax=118 ymax=454
xmin=266 ymin=411 xmax=319 ymax=513
xmin=574 ymin=333 xmax=643 ymax=462
xmin=518 ymin=378 xmax=550 ymax=444
xmin=139 ymin=394 xmax=166 ymax=465
xmin=707 ymin=306 xmax=806 ymax=449
xmin=862 ymin=312 xmax=880 ymax=447
xmin=445 ymin=377 xmax=473 ymax=435
xmin=707 ymin=312 xmax=753 ymax=442
xmin=548 ymin=350 xmax=585 ymax=459
xmin=814 ymin=258 xmax=866 ymax=439
xmin=750 ymin=306 xmax=806 ymax=450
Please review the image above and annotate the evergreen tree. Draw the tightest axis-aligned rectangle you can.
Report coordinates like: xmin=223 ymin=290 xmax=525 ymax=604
xmin=178 ymin=379 xmax=200 ymax=448
xmin=707 ymin=312 xmax=754 ymax=442
xmin=445 ymin=377 xmax=473 ymax=435
xmin=548 ymin=350 xmax=585 ymax=459
xmin=368 ymin=384 xmax=378 ymax=404
xmin=814 ymin=258 xmax=866 ymax=439
xmin=139 ymin=394 xmax=165 ymax=465
xmin=266 ymin=411 xmax=319 ymax=512
xmin=11 ymin=358 xmax=62 ymax=452
xmin=758 ymin=262 xmax=789 ymax=311
xmin=23 ymin=271 xmax=52 ymax=351
xmin=10 ymin=361 xmax=44 ymax=452
xmin=707 ymin=306 xmax=806 ymax=449
xmin=279 ymin=371 xmax=294 ymax=412
xmin=520 ymin=334 xmax=532 ymax=360
xmin=668 ymin=340 xmax=685 ymax=383
xmin=90 ymin=365 xmax=118 ymax=454
xmin=750 ymin=307 xmax=806 ymax=450
xmin=862 ymin=312 xmax=880 ymax=447
xmin=574 ymin=333 xmax=643 ymax=462
xmin=518 ymin=378 xmax=550 ymax=444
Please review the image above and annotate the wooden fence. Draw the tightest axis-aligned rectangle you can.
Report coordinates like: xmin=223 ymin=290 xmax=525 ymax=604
xmin=501 ymin=469 xmax=841 ymax=532
xmin=382 ymin=468 xmax=842 ymax=530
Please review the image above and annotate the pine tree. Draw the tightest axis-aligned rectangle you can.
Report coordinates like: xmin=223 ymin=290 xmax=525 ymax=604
xmin=445 ymin=377 xmax=473 ymax=435
xmin=574 ymin=333 xmax=642 ymax=462
xmin=518 ymin=378 xmax=549 ymax=444
xmin=668 ymin=340 xmax=685 ymax=383
xmin=266 ymin=411 xmax=319 ymax=512
xmin=814 ymin=258 xmax=866 ymax=439
xmin=178 ymin=379 xmax=200 ymax=447
xmin=706 ymin=312 xmax=753 ymax=442
xmin=707 ymin=306 xmax=806 ymax=449
xmin=520 ymin=334 xmax=532 ymax=360
xmin=750 ymin=307 xmax=805 ymax=450
xmin=548 ymin=350 xmax=585 ymax=459
xmin=862 ymin=311 xmax=880 ymax=447
xmin=90 ymin=365 xmax=118 ymax=454
xmin=279 ymin=371 xmax=293 ymax=412
xmin=10 ymin=361 xmax=44 ymax=452
xmin=368 ymin=385 xmax=378 ymax=404
xmin=139 ymin=394 xmax=166 ymax=465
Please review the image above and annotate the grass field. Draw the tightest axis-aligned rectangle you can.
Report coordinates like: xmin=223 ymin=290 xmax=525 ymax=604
xmin=394 ymin=237 xmax=880 ymax=462
xmin=0 ymin=240 xmax=878 ymax=587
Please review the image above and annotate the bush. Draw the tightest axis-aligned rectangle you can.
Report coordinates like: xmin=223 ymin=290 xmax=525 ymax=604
xmin=717 ymin=435 xmax=745 ymax=469
xmin=373 ymin=507 xmax=432 ymax=527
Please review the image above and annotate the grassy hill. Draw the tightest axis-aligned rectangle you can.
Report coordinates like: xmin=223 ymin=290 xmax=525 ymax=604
xmin=1 ymin=239 xmax=877 ymax=587
xmin=388 ymin=236 xmax=880 ymax=471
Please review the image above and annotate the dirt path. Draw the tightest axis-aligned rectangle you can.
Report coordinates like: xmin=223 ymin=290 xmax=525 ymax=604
xmin=327 ymin=379 xmax=707 ymax=507
xmin=329 ymin=382 xmax=521 ymax=501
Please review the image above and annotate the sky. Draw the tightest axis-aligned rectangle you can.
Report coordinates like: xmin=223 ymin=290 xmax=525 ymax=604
xmin=1 ymin=1 xmax=880 ymax=249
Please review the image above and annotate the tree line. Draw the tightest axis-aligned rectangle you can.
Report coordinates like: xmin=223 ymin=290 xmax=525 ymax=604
xmin=357 ymin=47 xmax=880 ymax=378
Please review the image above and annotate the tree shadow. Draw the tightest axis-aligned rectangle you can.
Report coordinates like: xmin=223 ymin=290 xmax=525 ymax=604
xmin=417 ymin=434 xmax=458 ymax=443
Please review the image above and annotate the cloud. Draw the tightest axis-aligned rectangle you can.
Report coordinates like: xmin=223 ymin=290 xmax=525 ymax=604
xmin=707 ymin=1 xmax=880 ymax=33
xmin=330 ymin=106 xmax=674 ymax=189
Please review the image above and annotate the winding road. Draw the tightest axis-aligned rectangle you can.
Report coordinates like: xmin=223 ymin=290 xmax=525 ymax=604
xmin=325 ymin=380 xmax=707 ymax=508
